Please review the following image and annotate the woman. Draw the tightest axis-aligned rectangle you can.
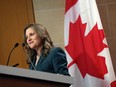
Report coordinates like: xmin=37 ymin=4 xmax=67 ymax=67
xmin=23 ymin=23 xmax=69 ymax=75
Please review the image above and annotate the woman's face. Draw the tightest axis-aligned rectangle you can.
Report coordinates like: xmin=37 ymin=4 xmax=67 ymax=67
xmin=25 ymin=28 xmax=42 ymax=50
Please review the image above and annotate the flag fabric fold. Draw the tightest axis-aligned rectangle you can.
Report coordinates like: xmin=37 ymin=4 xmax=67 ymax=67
xmin=64 ymin=0 xmax=116 ymax=87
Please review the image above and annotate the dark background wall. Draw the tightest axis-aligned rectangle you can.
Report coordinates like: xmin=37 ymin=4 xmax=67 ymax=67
xmin=0 ymin=0 xmax=35 ymax=68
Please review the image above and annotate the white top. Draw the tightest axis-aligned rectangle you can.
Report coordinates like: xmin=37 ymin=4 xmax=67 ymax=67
xmin=35 ymin=55 xmax=40 ymax=66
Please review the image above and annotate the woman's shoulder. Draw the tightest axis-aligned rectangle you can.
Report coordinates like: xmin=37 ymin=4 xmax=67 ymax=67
xmin=48 ymin=47 xmax=66 ymax=57
xmin=50 ymin=47 xmax=65 ymax=53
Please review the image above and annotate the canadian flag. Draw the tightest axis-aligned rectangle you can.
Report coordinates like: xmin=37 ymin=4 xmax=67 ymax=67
xmin=64 ymin=0 xmax=116 ymax=87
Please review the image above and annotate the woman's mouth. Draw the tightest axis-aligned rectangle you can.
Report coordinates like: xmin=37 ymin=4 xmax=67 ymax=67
xmin=29 ymin=41 xmax=33 ymax=44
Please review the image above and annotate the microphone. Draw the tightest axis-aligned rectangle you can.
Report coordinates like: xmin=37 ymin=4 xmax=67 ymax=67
xmin=12 ymin=63 xmax=19 ymax=67
xmin=22 ymin=42 xmax=25 ymax=47
xmin=7 ymin=43 xmax=19 ymax=66
xmin=22 ymin=43 xmax=36 ymax=70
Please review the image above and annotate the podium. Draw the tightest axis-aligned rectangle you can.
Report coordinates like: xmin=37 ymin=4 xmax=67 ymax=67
xmin=0 ymin=65 xmax=74 ymax=87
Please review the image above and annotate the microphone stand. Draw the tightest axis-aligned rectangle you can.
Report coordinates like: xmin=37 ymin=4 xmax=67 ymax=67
xmin=12 ymin=63 xmax=19 ymax=67
xmin=7 ymin=43 xmax=19 ymax=66
xmin=22 ymin=43 xmax=36 ymax=70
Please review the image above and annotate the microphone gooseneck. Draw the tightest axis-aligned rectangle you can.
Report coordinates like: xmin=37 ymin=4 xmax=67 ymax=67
xmin=12 ymin=63 xmax=19 ymax=67
xmin=22 ymin=43 xmax=36 ymax=70
xmin=7 ymin=43 xmax=19 ymax=66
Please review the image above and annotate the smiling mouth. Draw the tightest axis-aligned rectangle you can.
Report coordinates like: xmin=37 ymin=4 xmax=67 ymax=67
xmin=29 ymin=41 xmax=33 ymax=44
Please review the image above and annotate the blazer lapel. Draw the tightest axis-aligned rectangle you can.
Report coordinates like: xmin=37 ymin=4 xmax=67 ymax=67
xmin=35 ymin=55 xmax=45 ymax=68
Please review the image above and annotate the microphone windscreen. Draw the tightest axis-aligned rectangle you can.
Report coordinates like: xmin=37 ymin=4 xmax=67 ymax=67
xmin=22 ymin=43 xmax=25 ymax=47
xmin=14 ymin=43 xmax=19 ymax=47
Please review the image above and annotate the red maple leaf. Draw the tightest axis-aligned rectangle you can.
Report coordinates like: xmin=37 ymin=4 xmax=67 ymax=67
xmin=65 ymin=15 xmax=108 ymax=79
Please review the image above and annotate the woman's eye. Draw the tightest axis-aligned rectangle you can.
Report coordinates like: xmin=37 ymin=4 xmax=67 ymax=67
xmin=25 ymin=33 xmax=35 ymax=39
xmin=30 ymin=33 xmax=34 ymax=36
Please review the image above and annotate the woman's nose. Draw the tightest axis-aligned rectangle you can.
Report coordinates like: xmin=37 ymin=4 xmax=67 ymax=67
xmin=27 ymin=36 xmax=31 ymax=42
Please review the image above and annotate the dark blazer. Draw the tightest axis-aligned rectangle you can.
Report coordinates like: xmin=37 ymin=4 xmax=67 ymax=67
xmin=29 ymin=47 xmax=70 ymax=76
